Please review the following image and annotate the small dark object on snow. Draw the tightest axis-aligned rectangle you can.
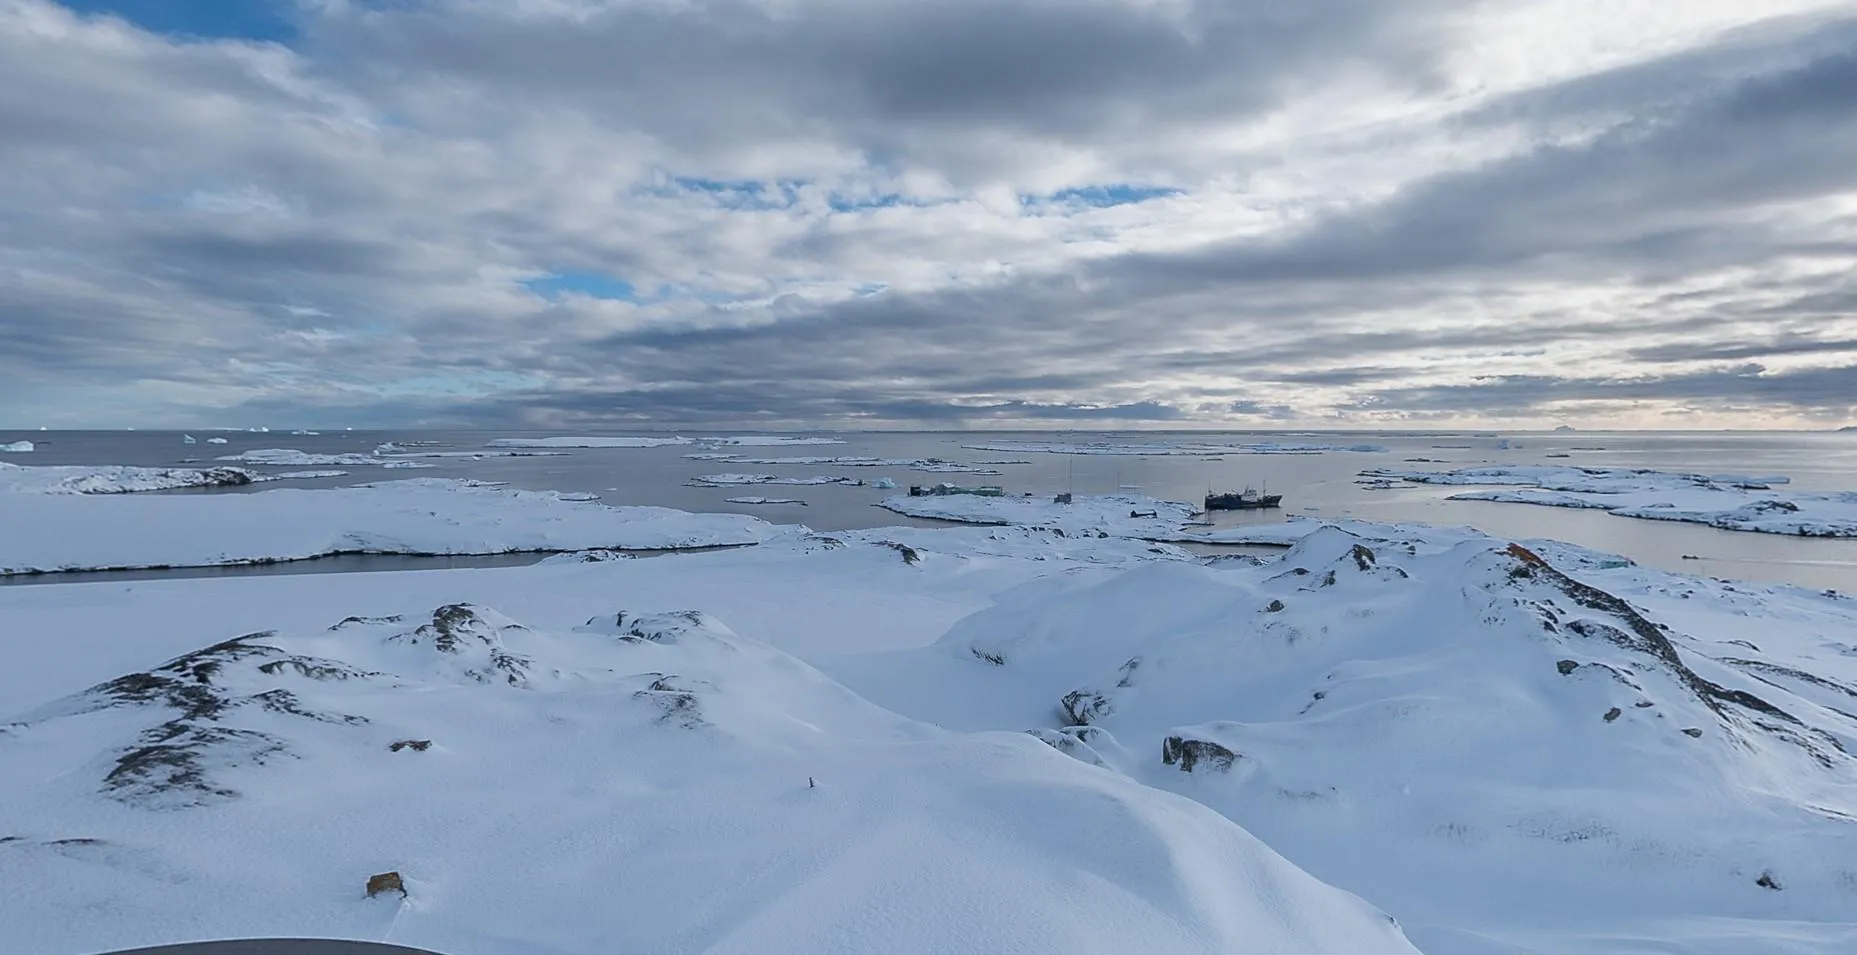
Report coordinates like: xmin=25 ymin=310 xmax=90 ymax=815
xmin=1681 ymin=554 xmax=1701 ymax=560
xmin=1682 ymin=727 xmax=1704 ymax=738
xmin=388 ymin=739 xmax=431 ymax=753
xmin=366 ymin=871 xmax=407 ymax=899
xmin=808 ymin=776 xmax=815 ymax=789
xmin=1603 ymin=707 xmax=1622 ymax=722
xmin=1757 ymin=870 xmax=1782 ymax=890
xmin=1129 ymin=510 xmax=1158 ymax=519
xmin=1556 ymin=659 xmax=1580 ymax=675
xmin=1054 ymin=493 xmax=1072 ymax=504
xmin=1265 ymin=599 xmax=1286 ymax=613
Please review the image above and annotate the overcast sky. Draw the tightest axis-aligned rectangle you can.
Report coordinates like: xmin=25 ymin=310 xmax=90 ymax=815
xmin=4 ymin=0 xmax=1856 ymax=430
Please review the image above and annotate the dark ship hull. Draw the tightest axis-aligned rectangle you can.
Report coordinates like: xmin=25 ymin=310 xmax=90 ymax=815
xmin=1205 ymin=491 xmax=1282 ymax=510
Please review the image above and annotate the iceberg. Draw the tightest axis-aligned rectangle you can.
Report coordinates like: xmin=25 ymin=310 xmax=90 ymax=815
xmin=0 ymin=441 xmax=33 ymax=453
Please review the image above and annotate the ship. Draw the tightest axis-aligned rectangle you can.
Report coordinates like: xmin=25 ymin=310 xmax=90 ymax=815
xmin=1204 ymin=487 xmax=1282 ymax=510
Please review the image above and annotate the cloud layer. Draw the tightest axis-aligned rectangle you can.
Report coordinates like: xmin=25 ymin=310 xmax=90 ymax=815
xmin=4 ymin=0 xmax=1856 ymax=428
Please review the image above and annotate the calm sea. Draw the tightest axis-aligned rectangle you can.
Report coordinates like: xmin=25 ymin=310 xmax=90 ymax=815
xmin=5 ymin=429 xmax=1855 ymax=590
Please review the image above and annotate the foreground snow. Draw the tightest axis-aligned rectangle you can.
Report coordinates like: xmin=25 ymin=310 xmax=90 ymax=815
xmin=1370 ymin=465 xmax=1857 ymax=537
xmin=3 ymin=520 xmax=1857 ymax=952
xmin=0 ymin=578 xmax=1415 ymax=955
xmin=0 ymin=478 xmax=781 ymax=574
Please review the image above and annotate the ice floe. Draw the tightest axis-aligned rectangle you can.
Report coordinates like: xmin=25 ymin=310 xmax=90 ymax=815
xmin=0 ymin=478 xmax=783 ymax=574
xmin=963 ymin=440 xmax=1388 ymax=456
xmin=1367 ymin=465 xmax=1857 ymax=537
xmin=690 ymin=473 xmax=867 ymax=487
xmin=1 ymin=441 xmax=35 ymax=453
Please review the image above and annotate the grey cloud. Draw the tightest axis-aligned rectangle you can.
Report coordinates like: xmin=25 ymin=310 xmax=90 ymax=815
xmin=4 ymin=1 xmax=1857 ymax=428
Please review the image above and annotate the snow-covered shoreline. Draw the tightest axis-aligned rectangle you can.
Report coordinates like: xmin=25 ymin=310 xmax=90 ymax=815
xmin=1368 ymin=464 xmax=1857 ymax=537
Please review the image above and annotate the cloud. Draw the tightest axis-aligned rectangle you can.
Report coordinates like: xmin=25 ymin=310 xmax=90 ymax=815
xmin=1 ymin=0 xmax=1854 ymax=428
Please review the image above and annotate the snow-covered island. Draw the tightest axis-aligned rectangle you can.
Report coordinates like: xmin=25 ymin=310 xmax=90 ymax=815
xmin=0 ymin=475 xmax=782 ymax=574
xmin=1368 ymin=464 xmax=1857 ymax=537
xmin=4 ymin=508 xmax=1856 ymax=954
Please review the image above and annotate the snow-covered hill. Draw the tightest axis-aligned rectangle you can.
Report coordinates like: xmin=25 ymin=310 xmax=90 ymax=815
xmin=4 ymin=513 xmax=1857 ymax=954
xmin=0 ymin=595 xmax=1417 ymax=955
xmin=860 ymin=523 xmax=1857 ymax=953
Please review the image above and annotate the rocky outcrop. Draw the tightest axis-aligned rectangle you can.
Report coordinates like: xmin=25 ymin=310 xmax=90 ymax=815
xmin=1162 ymin=735 xmax=1239 ymax=773
xmin=366 ymin=871 xmax=407 ymax=899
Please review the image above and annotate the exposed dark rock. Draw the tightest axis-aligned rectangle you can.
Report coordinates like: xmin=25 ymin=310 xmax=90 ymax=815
xmin=1682 ymin=727 xmax=1704 ymax=738
xmin=389 ymin=739 xmax=432 ymax=753
xmin=1757 ymin=870 xmax=1782 ymax=890
xmin=1162 ymin=735 xmax=1239 ymax=773
xmin=971 ymin=647 xmax=1005 ymax=666
xmin=366 ymin=871 xmax=407 ymax=899
xmin=1265 ymin=599 xmax=1286 ymax=613
xmin=1603 ymin=707 xmax=1622 ymax=722
xmin=329 ymin=615 xmax=404 ymax=631
xmin=1557 ymin=659 xmax=1580 ymax=675
xmin=877 ymin=540 xmax=921 ymax=565
xmin=1114 ymin=657 xmax=1141 ymax=688
xmin=635 ymin=675 xmax=705 ymax=728
xmin=1059 ymin=690 xmax=1113 ymax=727
xmin=1506 ymin=544 xmax=1828 ymax=762
xmin=584 ymin=610 xmax=710 ymax=645
xmin=105 ymin=724 xmax=288 ymax=806
xmin=1349 ymin=544 xmax=1377 ymax=571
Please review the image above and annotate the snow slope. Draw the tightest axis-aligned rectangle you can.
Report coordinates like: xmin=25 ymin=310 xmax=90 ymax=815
xmin=1370 ymin=465 xmax=1857 ymax=537
xmin=848 ymin=522 xmax=1857 ymax=954
xmin=6 ymin=515 xmax=1857 ymax=953
xmin=0 ymin=479 xmax=782 ymax=574
xmin=0 ymin=595 xmax=1417 ymax=955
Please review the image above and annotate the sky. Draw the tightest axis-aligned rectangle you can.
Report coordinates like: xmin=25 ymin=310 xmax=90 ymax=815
xmin=3 ymin=0 xmax=1856 ymax=430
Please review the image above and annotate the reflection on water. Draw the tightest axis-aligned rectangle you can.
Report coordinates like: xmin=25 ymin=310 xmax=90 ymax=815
xmin=4 ymin=428 xmax=1855 ymax=591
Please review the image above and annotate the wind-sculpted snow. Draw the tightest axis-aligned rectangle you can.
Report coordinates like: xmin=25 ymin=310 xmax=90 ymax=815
xmin=885 ymin=523 xmax=1857 ymax=953
xmin=1369 ymin=464 xmax=1857 ymax=537
xmin=0 ymin=478 xmax=781 ymax=574
xmin=0 ymin=599 xmax=1418 ymax=955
